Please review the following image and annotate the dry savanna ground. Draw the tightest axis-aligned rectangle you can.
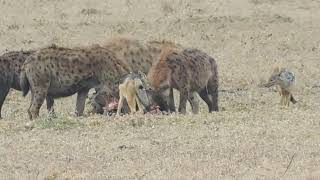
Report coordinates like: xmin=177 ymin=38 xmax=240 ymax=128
xmin=0 ymin=0 xmax=320 ymax=179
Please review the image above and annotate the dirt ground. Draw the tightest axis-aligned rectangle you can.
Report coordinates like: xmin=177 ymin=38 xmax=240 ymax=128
xmin=0 ymin=0 xmax=319 ymax=179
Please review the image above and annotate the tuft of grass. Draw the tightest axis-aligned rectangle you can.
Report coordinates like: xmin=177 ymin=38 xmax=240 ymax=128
xmin=80 ymin=8 xmax=99 ymax=15
xmin=273 ymin=14 xmax=293 ymax=23
xmin=35 ymin=115 xmax=84 ymax=130
xmin=250 ymin=0 xmax=283 ymax=5
xmin=7 ymin=24 xmax=19 ymax=30
xmin=161 ymin=1 xmax=175 ymax=15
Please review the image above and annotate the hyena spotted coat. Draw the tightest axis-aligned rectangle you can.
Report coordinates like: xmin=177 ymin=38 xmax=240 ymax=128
xmin=0 ymin=50 xmax=64 ymax=119
xmin=0 ymin=50 xmax=34 ymax=118
xmin=90 ymin=37 xmax=196 ymax=114
xmin=147 ymin=48 xmax=219 ymax=114
xmin=20 ymin=45 xmax=130 ymax=119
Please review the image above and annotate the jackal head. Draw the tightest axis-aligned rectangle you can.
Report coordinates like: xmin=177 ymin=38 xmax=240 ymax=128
xmin=263 ymin=67 xmax=284 ymax=88
xmin=122 ymin=71 xmax=153 ymax=111
xmin=263 ymin=67 xmax=295 ymax=89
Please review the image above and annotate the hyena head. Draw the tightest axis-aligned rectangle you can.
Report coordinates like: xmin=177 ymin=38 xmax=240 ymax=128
xmin=147 ymin=49 xmax=174 ymax=111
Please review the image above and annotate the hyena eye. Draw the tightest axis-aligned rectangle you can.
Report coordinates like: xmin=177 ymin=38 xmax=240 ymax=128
xmin=138 ymin=85 xmax=144 ymax=90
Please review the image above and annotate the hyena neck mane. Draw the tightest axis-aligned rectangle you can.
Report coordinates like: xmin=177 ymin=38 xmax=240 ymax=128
xmin=147 ymin=40 xmax=181 ymax=49
xmin=146 ymin=40 xmax=182 ymax=59
xmin=45 ymin=43 xmax=73 ymax=51
xmin=148 ymin=48 xmax=174 ymax=90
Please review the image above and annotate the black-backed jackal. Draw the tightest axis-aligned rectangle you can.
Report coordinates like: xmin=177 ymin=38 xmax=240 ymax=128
xmin=264 ymin=67 xmax=297 ymax=107
xmin=116 ymin=71 xmax=151 ymax=115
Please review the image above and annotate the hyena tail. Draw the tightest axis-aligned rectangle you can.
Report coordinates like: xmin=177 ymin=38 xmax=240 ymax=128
xmin=20 ymin=69 xmax=30 ymax=97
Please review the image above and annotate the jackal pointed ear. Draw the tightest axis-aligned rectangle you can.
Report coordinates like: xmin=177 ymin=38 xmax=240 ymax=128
xmin=273 ymin=67 xmax=280 ymax=73
xmin=279 ymin=67 xmax=287 ymax=73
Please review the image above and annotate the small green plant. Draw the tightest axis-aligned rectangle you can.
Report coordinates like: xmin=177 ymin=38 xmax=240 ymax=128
xmin=35 ymin=115 xmax=84 ymax=130
xmin=80 ymin=8 xmax=99 ymax=15
xmin=161 ymin=1 xmax=175 ymax=15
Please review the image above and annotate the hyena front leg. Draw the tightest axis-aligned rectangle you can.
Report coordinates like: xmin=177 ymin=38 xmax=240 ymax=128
xmin=188 ymin=93 xmax=200 ymax=114
xmin=178 ymin=89 xmax=189 ymax=114
xmin=168 ymin=88 xmax=176 ymax=112
xmin=75 ymin=89 xmax=89 ymax=116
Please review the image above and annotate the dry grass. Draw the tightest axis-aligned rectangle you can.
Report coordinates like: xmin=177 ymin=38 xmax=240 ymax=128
xmin=0 ymin=0 xmax=320 ymax=179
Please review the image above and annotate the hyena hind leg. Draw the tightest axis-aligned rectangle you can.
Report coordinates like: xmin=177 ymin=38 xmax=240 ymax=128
xmin=206 ymin=77 xmax=219 ymax=111
xmin=168 ymin=88 xmax=176 ymax=112
xmin=198 ymin=89 xmax=214 ymax=112
xmin=188 ymin=93 xmax=200 ymax=114
xmin=29 ymin=90 xmax=47 ymax=120
xmin=0 ymin=85 xmax=10 ymax=119
xmin=46 ymin=96 xmax=56 ymax=117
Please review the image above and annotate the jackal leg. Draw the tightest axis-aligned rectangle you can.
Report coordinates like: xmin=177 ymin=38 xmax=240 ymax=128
xmin=136 ymin=97 xmax=145 ymax=113
xmin=285 ymin=91 xmax=291 ymax=107
xmin=280 ymin=95 xmax=285 ymax=106
xmin=117 ymin=86 xmax=125 ymax=116
xmin=127 ymin=94 xmax=137 ymax=114
xmin=280 ymin=89 xmax=291 ymax=107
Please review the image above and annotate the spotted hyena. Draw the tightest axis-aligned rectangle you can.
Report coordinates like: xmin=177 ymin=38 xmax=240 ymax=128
xmin=0 ymin=49 xmax=65 ymax=119
xmin=20 ymin=44 xmax=130 ymax=120
xmin=147 ymin=48 xmax=219 ymax=114
xmin=89 ymin=37 xmax=199 ymax=114
xmin=0 ymin=50 xmax=56 ymax=118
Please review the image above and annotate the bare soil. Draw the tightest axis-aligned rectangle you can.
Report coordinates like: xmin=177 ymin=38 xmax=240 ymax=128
xmin=0 ymin=0 xmax=319 ymax=179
